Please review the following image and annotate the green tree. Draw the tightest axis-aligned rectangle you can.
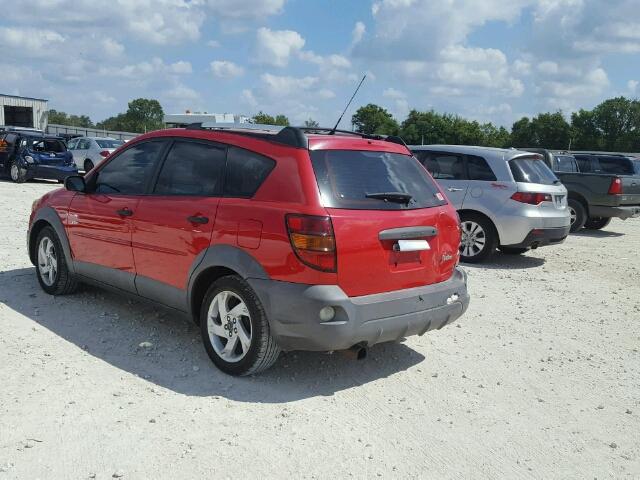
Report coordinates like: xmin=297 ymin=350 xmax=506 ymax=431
xmin=251 ymin=112 xmax=289 ymax=126
xmin=351 ymin=104 xmax=399 ymax=135
xmin=48 ymin=109 xmax=93 ymax=128
xmin=480 ymin=123 xmax=511 ymax=148
xmin=570 ymin=109 xmax=600 ymax=150
xmin=511 ymin=112 xmax=571 ymax=149
xmin=125 ymin=98 xmax=164 ymax=132
xmin=304 ymin=118 xmax=319 ymax=128
xmin=592 ymin=97 xmax=640 ymax=151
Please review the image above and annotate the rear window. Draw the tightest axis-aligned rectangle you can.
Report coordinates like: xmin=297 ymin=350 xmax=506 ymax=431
xmin=553 ymin=155 xmax=579 ymax=172
xmin=24 ymin=138 xmax=66 ymax=153
xmin=96 ymin=139 xmax=124 ymax=149
xmin=310 ymin=150 xmax=446 ymax=210
xmin=509 ymin=157 xmax=559 ymax=185
xmin=595 ymin=156 xmax=634 ymax=175
xmin=633 ymin=160 xmax=640 ymax=176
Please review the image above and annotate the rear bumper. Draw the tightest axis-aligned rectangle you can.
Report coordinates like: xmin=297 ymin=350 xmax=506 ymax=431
xmin=26 ymin=164 xmax=77 ymax=181
xmin=589 ymin=205 xmax=640 ymax=220
xmin=249 ymin=267 xmax=470 ymax=352
xmin=502 ymin=225 xmax=570 ymax=249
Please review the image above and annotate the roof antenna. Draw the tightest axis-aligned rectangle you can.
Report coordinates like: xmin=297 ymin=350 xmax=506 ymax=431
xmin=329 ymin=74 xmax=367 ymax=134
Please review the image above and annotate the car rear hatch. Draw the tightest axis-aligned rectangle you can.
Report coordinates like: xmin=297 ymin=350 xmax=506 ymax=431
xmin=309 ymin=148 xmax=459 ymax=297
xmin=508 ymin=154 xmax=568 ymax=227
xmin=29 ymin=138 xmax=70 ymax=166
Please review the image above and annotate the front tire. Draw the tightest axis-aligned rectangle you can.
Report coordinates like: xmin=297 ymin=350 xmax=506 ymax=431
xmin=568 ymin=199 xmax=587 ymax=232
xmin=35 ymin=226 xmax=78 ymax=295
xmin=584 ymin=217 xmax=611 ymax=230
xmin=459 ymin=213 xmax=497 ymax=263
xmin=200 ymin=275 xmax=280 ymax=376
xmin=10 ymin=160 xmax=27 ymax=183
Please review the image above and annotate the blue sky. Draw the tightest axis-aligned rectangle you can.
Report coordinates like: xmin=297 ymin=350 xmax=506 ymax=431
xmin=0 ymin=0 xmax=638 ymax=128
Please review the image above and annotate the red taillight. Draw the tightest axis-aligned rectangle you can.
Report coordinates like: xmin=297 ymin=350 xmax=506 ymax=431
xmin=286 ymin=214 xmax=336 ymax=272
xmin=608 ymin=177 xmax=622 ymax=195
xmin=511 ymin=192 xmax=552 ymax=205
xmin=99 ymin=150 xmax=110 ymax=158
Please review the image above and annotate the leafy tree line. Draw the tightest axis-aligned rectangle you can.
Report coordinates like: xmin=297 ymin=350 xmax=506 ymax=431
xmin=47 ymin=98 xmax=164 ymax=134
xmin=350 ymin=97 xmax=640 ymax=152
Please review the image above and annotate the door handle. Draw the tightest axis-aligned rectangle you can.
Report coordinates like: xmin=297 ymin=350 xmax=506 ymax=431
xmin=116 ymin=208 xmax=133 ymax=217
xmin=187 ymin=215 xmax=209 ymax=224
xmin=447 ymin=187 xmax=464 ymax=192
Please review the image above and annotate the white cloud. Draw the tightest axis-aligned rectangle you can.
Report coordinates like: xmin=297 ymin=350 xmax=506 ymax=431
xmin=102 ymin=38 xmax=125 ymax=58
xmin=260 ymin=73 xmax=318 ymax=96
xmin=0 ymin=27 xmax=65 ymax=57
xmin=241 ymin=89 xmax=258 ymax=108
xmin=317 ymin=88 xmax=336 ymax=99
xmin=255 ymin=27 xmax=305 ymax=67
xmin=105 ymin=58 xmax=192 ymax=79
xmin=207 ymin=40 xmax=221 ymax=48
xmin=352 ymin=21 xmax=366 ymax=45
xmin=203 ymin=0 xmax=285 ymax=18
xmin=163 ymin=84 xmax=200 ymax=101
xmin=383 ymin=87 xmax=406 ymax=100
xmin=628 ymin=80 xmax=639 ymax=94
xmin=210 ymin=60 xmax=244 ymax=78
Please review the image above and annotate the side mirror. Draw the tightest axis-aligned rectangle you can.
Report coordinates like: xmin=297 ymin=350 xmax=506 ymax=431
xmin=65 ymin=175 xmax=86 ymax=192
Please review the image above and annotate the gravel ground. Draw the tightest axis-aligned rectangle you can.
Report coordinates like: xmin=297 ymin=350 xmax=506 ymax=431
xmin=0 ymin=180 xmax=639 ymax=479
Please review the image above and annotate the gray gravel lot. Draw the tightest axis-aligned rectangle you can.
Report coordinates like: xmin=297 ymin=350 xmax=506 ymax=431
xmin=0 ymin=180 xmax=638 ymax=479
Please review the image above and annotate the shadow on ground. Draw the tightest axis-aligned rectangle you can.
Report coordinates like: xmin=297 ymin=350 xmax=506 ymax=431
xmin=0 ymin=267 xmax=424 ymax=403
xmin=462 ymin=251 xmax=545 ymax=270
xmin=572 ymin=229 xmax=625 ymax=238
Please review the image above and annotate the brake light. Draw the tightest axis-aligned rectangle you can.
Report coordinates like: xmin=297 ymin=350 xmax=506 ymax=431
xmin=511 ymin=192 xmax=552 ymax=205
xmin=286 ymin=214 xmax=336 ymax=272
xmin=99 ymin=150 xmax=110 ymax=158
xmin=608 ymin=177 xmax=622 ymax=195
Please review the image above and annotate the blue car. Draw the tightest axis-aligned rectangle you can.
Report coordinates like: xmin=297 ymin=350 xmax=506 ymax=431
xmin=0 ymin=130 xmax=78 ymax=183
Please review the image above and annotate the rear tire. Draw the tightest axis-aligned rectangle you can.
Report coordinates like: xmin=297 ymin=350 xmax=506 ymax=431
xmin=200 ymin=275 xmax=280 ymax=376
xmin=10 ymin=159 xmax=27 ymax=183
xmin=459 ymin=213 xmax=497 ymax=263
xmin=499 ymin=246 xmax=528 ymax=255
xmin=568 ymin=199 xmax=587 ymax=233
xmin=84 ymin=159 xmax=94 ymax=172
xmin=35 ymin=226 xmax=78 ymax=295
xmin=584 ymin=217 xmax=611 ymax=230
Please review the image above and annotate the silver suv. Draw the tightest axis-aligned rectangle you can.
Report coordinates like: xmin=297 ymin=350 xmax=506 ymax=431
xmin=411 ymin=145 xmax=571 ymax=262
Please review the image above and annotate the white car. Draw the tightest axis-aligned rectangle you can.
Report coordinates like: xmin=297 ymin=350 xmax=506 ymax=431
xmin=67 ymin=137 xmax=124 ymax=172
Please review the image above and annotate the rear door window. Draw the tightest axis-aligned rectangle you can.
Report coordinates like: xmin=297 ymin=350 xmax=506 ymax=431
xmin=154 ymin=140 xmax=225 ymax=196
xmin=96 ymin=139 xmax=124 ymax=149
xmin=466 ymin=155 xmax=496 ymax=181
xmin=94 ymin=140 xmax=165 ymax=194
xmin=224 ymin=146 xmax=275 ymax=198
xmin=509 ymin=157 xmax=559 ymax=185
xmin=574 ymin=155 xmax=592 ymax=172
xmin=310 ymin=150 xmax=446 ymax=210
xmin=423 ymin=153 xmax=466 ymax=180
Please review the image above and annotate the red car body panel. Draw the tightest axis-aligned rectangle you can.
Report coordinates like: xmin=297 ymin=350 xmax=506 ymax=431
xmin=30 ymin=127 xmax=461 ymax=299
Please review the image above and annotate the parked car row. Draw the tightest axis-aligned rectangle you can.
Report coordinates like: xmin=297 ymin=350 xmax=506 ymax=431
xmin=0 ymin=126 xmax=124 ymax=183
xmin=21 ymin=123 xmax=640 ymax=376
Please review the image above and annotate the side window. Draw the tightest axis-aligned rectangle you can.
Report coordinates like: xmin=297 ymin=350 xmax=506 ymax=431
xmin=424 ymin=153 xmax=466 ymax=180
xmin=574 ymin=155 xmax=592 ymax=172
xmin=154 ymin=141 xmax=225 ymax=196
xmin=595 ymin=156 xmax=634 ymax=175
xmin=94 ymin=141 xmax=164 ymax=194
xmin=67 ymin=139 xmax=77 ymax=150
xmin=224 ymin=147 xmax=275 ymax=198
xmin=466 ymin=155 xmax=497 ymax=181
xmin=554 ymin=155 xmax=578 ymax=172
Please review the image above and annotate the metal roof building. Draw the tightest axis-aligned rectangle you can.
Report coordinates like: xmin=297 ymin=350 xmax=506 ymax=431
xmin=0 ymin=94 xmax=49 ymax=130
xmin=164 ymin=112 xmax=250 ymax=128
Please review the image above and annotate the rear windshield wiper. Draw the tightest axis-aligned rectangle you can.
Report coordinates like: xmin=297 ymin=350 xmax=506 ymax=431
xmin=365 ymin=192 xmax=413 ymax=204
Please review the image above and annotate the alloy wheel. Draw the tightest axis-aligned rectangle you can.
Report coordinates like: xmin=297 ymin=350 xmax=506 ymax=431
xmin=569 ymin=206 xmax=577 ymax=226
xmin=10 ymin=164 xmax=19 ymax=181
xmin=37 ymin=236 xmax=58 ymax=286
xmin=206 ymin=290 xmax=252 ymax=363
xmin=460 ymin=220 xmax=486 ymax=258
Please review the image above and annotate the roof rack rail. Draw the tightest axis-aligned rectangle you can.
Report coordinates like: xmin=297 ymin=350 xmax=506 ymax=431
xmin=182 ymin=123 xmax=409 ymax=151
xmin=185 ymin=122 xmax=308 ymax=149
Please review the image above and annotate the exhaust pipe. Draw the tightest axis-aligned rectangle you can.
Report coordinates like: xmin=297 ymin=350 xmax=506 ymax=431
xmin=340 ymin=343 xmax=368 ymax=360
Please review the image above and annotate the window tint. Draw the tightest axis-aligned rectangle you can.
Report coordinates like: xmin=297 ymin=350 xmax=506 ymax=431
xmin=594 ymin=156 xmax=634 ymax=175
xmin=574 ymin=155 xmax=592 ymax=172
xmin=154 ymin=141 xmax=225 ymax=196
xmin=224 ymin=146 xmax=275 ymax=198
xmin=553 ymin=155 xmax=579 ymax=172
xmin=423 ymin=153 xmax=466 ymax=180
xmin=95 ymin=141 xmax=163 ymax=194
xmin=4 ymin=133 xmax=17 ymax=144
xmin=67 ymin=139 xmax=77 ymax=150
xmin=509 ymin=157 xmax=559 ymax=185
xmin=466 ymin=155 xmax=496 ymax=181
xmin=96 ymin=139 xmax=124 ymax=149
xmin=310 ymin=150 xmax=446 ymax=210
xmin=30 ymin=139 xmax=66 ymax=153
xmin=633 ymin=160 xmax=640 ymax=176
